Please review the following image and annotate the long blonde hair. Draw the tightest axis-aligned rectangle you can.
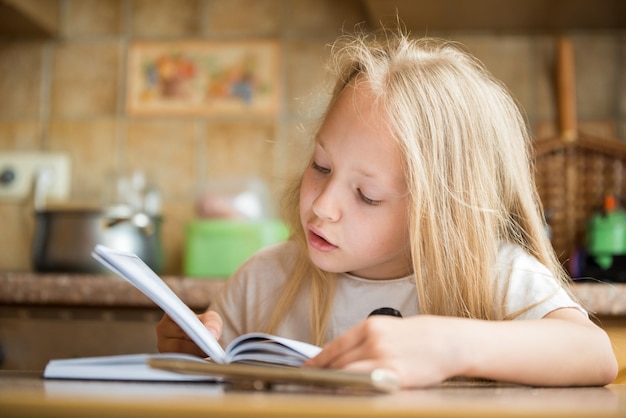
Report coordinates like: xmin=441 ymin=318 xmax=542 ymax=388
xmin=266 ymin=30 xmax=571 ymax=345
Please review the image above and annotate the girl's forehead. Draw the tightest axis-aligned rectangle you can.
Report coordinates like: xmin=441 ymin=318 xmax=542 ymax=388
xmin=324 ymin=82 xmax=389 ymax=131
xmin=314 ymin=86 xmax=407 ymax=191
xmin=319 ymin=84 xmax=392 ymax=140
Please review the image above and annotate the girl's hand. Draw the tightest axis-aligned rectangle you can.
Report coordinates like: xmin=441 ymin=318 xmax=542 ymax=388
xmin=304 ymin=315 xmax=464 ymax=388
xmin=156 ymin=310 xmax=223 ymax=358
xmin=305 ymin=309 xmax=616 ymax=388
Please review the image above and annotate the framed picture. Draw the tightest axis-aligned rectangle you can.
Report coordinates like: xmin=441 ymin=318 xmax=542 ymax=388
xmin=127 ymin=41 xmax=280 ymax=116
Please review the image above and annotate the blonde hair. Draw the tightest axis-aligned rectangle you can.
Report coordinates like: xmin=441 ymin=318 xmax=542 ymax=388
xmin=266 ymin=30 xmax=572 ymax=345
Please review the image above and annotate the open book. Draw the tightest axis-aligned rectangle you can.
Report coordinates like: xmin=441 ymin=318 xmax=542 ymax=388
xmin=43 ymin=353 xmax=221 ymax=382
xmin=42 ymin=352 xmax=399 ymax=392
xmin=44 ymin=245 xmax=399 ymax=392
xmin=90 ymin=244 xmax=321 ymax=366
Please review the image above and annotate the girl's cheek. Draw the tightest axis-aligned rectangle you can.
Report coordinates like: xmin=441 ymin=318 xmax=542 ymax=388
xmin=300 ymin=175 xmax=316 ymax=203
xmin=299 ymin=181 xmax=314 ymax=216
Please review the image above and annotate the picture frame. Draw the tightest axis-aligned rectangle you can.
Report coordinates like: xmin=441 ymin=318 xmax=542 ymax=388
xmin=126 ymin=41 xmax=280 ymax=116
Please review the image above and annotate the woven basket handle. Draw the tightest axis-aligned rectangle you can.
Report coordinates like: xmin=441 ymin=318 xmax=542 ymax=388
xmin=557 ymin=36 xmax=577 ymax=142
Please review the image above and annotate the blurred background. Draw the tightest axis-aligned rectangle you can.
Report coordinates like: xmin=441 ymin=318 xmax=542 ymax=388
xmin=0 ymin=0 xmax=625 ymax=275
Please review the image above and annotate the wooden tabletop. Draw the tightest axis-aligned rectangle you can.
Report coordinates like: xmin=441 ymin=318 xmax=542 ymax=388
xmin=1 ymin=371 xmax=625 ymax=418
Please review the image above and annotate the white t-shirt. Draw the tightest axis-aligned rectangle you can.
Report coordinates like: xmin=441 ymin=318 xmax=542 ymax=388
xmin=209 ymin=240 xmax=584 ymax=347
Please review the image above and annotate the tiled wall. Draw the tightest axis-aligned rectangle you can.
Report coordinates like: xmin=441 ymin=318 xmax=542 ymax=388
xmin=0 ymin=0 xmax=624 ymax=274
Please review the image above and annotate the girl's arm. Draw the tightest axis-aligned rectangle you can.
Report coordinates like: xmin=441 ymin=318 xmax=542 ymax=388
xmin=305 ymin=308 xmax=618 ymax=388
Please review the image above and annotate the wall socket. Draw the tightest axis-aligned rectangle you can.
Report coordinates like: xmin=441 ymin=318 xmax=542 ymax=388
xmin=0 ymin=152 xmax=71 ymax=203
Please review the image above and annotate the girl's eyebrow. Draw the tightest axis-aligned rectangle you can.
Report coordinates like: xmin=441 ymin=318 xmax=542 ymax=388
xmin=314 ymin=135 xmax=405 ymax=193
xmin=355 ymin=167 xmax=375 ymax=179
xmin=316 ymin=139 xmax=396 ymax=181
xmin=314 ymin=137 xmax=326 ymax=149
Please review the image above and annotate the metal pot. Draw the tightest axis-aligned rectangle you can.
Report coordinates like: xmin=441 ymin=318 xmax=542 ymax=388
xmin=32 ymin=208 xmax=163 ymax=273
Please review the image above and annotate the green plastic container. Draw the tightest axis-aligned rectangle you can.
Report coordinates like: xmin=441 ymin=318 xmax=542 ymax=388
xmin=587 ymin=209 xmax=626 ymax=270
xmin=184 ymin=219 xmax=289 ymax=278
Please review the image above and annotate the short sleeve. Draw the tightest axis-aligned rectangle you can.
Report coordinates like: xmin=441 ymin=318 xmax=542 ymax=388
xmin=496 ymin=243 xmax=587 ymax=320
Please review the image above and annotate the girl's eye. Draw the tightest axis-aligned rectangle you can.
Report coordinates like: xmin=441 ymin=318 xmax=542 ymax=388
xmin=312 ymin=161 xmax=330 ymax=174
xmin=358 ymin=189 xmax=381 ymax=206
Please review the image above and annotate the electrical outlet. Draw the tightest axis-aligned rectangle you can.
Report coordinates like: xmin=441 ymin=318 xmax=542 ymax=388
xmin=0 ymin=152 xmax=71 ymax=203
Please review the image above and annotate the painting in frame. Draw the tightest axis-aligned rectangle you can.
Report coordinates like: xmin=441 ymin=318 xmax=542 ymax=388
xmin=127 ymin=41 xmax=280 ymax=116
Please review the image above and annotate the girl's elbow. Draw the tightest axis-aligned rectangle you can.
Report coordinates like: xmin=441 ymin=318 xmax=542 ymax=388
xmin=592 ymin=331 xmax=619 ymax=386
xmin=598 ymin=352 xmax=619 ymax=386
xmin=591 ymin=358 xmax=618 ymax=386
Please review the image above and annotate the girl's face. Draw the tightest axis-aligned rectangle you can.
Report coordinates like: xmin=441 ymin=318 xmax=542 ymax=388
xmin=299 ymin=83 xmax=412 ymax=280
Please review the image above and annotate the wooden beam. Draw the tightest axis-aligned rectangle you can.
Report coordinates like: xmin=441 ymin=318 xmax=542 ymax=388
xmin=363 ymin=0 xmax=626 ymax=32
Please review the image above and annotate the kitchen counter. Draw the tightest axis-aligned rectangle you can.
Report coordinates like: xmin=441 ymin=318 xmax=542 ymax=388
xmin=0 ymin=273 xmax=225 ymax=371
xmin=1 ymin=273 xmax=626 ymax=316
xmin=0 ymin=273 xmax=226 ymax=311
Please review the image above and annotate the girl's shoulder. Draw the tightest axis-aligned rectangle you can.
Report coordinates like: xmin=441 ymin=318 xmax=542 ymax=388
xmin=496 ymin=241 xmax=585 ymax=319
xmin=230 ymin=240 xmax=300 ymax=282
xmin=496 ymin=241 xmax=550 ymax=274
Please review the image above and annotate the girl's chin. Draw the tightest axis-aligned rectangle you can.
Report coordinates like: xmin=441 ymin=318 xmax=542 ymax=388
xmin=307 ymin=250 xmax=345 ymax=274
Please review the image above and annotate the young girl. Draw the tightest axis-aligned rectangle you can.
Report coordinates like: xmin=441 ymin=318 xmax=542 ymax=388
xmin=157 ymin=30 xmax=617 ymax=388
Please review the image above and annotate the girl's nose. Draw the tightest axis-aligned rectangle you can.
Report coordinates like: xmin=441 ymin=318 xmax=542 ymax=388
xmin=312 ymin=182 xmax=341 ymax=222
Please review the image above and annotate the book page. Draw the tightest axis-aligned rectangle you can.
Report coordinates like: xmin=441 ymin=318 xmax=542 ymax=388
xmin=44 ymin=353 xmax=220 ymax=382
xmin=225 ymin=332 xmax=321 ymax=365
xmin=92 ymin=245 xmax=227 ymax=363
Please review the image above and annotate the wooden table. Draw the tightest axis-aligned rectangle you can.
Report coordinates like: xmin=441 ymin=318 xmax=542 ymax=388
xmin=1 ymin=371 xmax=625 ymax=418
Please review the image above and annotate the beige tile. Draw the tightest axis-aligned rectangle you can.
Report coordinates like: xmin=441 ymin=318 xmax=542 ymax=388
xmin=286 ymin=0 xmax=368 ymax=35
xmin=159 ymin=200 xmax=195 ymax=275
xmin=47 ymin=119 xmax=118 ymax=202
xmin=50 ymin=42 xmax=120 ymax=117
xmin=618 ymin=38 xmax=626 ymax=117
xmin=203 ymin=0 xmax=281 ymax=36
xmin=64 ymin=0 xmax=122 ymax=37
xmin=261 ymin=119 xmax=311 ymax=207
xmin=285 ymin=39 xmax=333 ymax=117
xmin=0 ymin=121 xmax=41 ymax=150
xmin=202 ymin=121 xmax=276 ymax=186
xmin=573 ymin=35 xmax=619 ymax=120
xmin=0 ymin=203 xmax=35 ymax=271
xmin=0 ymin=42 xmax=43 ymax=117
xmin=132 ymin=0 xmax=201 ymax=38
xmin=125 ymin=120 xmax=198 ymax=199
xmin=455 ymin=35 xmax=533 ymax=114
xmin=534 ymin=36 xmax=558 ymax=124
xmin=278 ymin=120 xmax=315 ymax=183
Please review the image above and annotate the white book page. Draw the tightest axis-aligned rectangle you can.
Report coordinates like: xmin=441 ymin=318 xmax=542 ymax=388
xmin=225 ymin=332 xmax=321 ymax=364
xmin=92 ymin=245 xmax=227 ymax=363
xmin=225 ymin=353 xmax=305 ymax=367
xmin=44 ymin=353 xmax=220 ymax=382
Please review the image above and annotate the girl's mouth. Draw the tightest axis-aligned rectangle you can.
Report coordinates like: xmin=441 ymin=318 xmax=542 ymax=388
xmin=307 ymin=228 xmax=337 ymax=252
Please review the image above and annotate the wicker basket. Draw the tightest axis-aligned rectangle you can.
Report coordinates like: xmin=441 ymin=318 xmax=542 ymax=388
xmin=533 ymin=133 xmax=626 ymax=271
